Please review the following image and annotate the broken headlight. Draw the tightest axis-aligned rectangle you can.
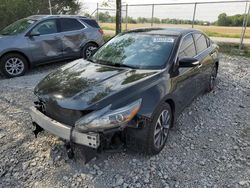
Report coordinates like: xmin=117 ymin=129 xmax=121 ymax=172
xmin=75 ymin=99 xmax=142 ymax=132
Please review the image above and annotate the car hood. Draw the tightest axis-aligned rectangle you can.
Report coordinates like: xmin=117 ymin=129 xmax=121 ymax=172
xmin=0 ymin=34 xmax=20 ymax=47
xmin=35 ymin=59 xmax=160 ymax=110
xmin=0 ymin=34 xmax=19 ymax=39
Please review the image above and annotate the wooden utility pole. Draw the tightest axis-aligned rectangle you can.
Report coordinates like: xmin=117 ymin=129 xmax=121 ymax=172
xmin=48 ymin=0 xmax=52 ymax=15
xmin=116 ymin=0 xmax=122 ymax=34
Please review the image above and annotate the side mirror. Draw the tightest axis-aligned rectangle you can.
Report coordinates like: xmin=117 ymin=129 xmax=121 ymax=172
xmin=179 ymin=57 xmax=200 ymax=68
xmin=28 ymin=31 xmax=40 ymax=37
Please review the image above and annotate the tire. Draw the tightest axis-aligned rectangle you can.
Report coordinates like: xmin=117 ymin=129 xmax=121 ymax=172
xmin=82 ymin=43 xmax=98 ymax=59
xmin=207 ymin=64 xmax=218 ymax=92
xmin=0 ymin=53 xmax=28 ymax=78
xmin=126 ymin=103 xmax=173 ymax=155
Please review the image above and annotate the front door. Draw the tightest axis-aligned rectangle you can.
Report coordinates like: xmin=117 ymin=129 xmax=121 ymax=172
xmin=27 ymin=19 xmax=63 ymax=63
xmin=171 ymin=33 xmax=201 ymax=112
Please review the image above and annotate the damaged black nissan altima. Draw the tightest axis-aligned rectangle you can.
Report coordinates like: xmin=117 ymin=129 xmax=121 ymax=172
xmin=29 ymin=28 xmax=219 ymax=156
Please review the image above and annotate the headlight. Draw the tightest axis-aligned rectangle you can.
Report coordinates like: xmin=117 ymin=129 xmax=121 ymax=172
xmin=75 ymin=99 xmax=142 ymax=132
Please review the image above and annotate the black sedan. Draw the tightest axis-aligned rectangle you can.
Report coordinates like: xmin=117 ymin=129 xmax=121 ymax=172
xmin=29 ymin=28 xmax=219 ymax=155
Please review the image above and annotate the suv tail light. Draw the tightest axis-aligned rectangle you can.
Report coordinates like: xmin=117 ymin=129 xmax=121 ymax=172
xmin=98 ymin=28 xmax=104 ymax=35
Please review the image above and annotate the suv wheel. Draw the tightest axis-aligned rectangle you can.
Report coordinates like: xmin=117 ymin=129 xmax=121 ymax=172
xmin=82 ymin=43 xmax=98 ymax=59
xmin=0 ymin=53 xmax=28 ymax=78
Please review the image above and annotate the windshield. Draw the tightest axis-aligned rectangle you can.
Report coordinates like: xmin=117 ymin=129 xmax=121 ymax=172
xmin=91 ymin=33 xmax=176 ymax=69
xmin=0 ymin=18 xmax=36 ymax=35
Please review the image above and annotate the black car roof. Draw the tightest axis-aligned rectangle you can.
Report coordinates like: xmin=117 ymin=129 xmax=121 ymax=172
xmin=126 ymin=28 xmax=200 ymax=36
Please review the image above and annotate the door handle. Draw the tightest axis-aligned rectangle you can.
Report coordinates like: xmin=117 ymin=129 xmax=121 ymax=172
xmin=210 ymin=52 xmax=216 ymax=56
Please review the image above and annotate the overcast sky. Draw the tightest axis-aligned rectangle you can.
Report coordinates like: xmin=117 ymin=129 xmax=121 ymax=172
xmin=81 ymin=0 xmax=249 ymax=22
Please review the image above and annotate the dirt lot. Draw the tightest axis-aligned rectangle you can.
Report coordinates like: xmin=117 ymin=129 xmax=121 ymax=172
xmin=0 ymin=54 xmax=250 ymax=188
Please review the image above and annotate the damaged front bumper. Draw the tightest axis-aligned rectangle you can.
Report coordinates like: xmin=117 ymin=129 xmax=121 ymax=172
xmin=29 ymin=106 xmax=100 ymax=149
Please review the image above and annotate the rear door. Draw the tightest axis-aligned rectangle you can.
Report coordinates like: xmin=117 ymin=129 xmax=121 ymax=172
xmin=59 ymin=18 xmax=87 ymax=58
xmin=193 ymin=33 xmax=214 ymax=92
xmin=27 ymin=19 xmax=63 ymax=63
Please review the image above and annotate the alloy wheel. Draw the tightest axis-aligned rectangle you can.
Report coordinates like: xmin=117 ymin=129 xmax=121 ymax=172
xmin=5 ymin=57 xmax=25 ymax=76
xmin=85 ymin=46 xmax=97 ymax=58
xmin=154 ymin=109 xmax=171 ymax=149
xmin=210 ymin=67 xmax=217 ymax=90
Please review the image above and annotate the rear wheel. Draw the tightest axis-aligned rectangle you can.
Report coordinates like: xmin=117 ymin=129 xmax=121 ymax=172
xmin=82 ymin=43 xmax=98 ymax=59
xmin=0 ymin=53 xmax=28 ymax=78
xmin=207 ymin=64 xmax=218 ymax=92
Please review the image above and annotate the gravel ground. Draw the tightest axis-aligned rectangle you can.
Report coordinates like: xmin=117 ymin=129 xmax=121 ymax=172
xmin=0 ymin=54 xmax=249 ymax=188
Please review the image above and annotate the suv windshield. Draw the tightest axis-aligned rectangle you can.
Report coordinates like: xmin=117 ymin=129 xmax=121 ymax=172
xmin=91 ymin=33 xmax=176 ymax=69
xmin=0 ymin=18 xmax=36 ymax=35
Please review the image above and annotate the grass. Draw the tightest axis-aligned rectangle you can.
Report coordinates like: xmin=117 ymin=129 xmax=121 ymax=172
xmin=103 ymin=34 xmax=113 ymax=42
xmin=100 ymin=23 xmax=250 ymax=39
xmin=218 ymin=43 xmax=250 ymax=58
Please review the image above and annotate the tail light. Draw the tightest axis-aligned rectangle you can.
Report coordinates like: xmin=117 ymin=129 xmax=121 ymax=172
xmin=98 ymin=28 xmax=104 ymax=35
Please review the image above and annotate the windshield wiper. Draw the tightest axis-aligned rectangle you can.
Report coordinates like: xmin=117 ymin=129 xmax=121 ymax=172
xmin=0 ymin=33 xmax=9 ymax=35
xmin=112 ymin=63 xmax=138 ymax=69
xmin=93 ymin=59 xmax=138 ymax=69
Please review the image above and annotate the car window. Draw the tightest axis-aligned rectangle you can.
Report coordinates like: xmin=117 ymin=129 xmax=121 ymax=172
xmin=179 ymin=34 xmax=196 ymax=58
xmin=60 ymin=18 xmax=84 ymax=32
xmin=31 ymin=19 xmax=57 ymax=35
xmin=194 ymin=33 xmax=208 ymax=54
xmin=81 ymin=19 xmax=100 ymax=28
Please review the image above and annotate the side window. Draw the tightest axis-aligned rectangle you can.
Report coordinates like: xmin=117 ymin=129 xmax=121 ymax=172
xmin=60 ymin=18 xmax=84 ymax=32
xmin=194 ymin=33 xmax=208 ymax=54
xmin=31 ymin=19 xmax=57 ymax=35
xmin=179 ymin=34 xmax=196 ymax=59
xmin=81 ymin=19 xmax=100 ymax=28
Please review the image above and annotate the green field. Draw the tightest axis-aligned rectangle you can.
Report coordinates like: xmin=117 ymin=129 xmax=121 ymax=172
xmin=100 ymin=23 xmax=250 ymax=39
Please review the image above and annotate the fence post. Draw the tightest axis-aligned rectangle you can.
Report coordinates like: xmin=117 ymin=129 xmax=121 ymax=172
xmin=192 ymin=3 xmax=197 ymax=28
xmin=125 ymin=4 xmax=128 ymax=31
xmin=240 ymin=2 xmax=250 ymax=50
xmin=96 ymin=3 xmax=99 ymax=22
xmin=151 ymin=4 xmax=154 ymax=27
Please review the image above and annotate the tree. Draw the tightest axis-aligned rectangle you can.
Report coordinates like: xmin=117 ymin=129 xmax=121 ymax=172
xmin=216 ymin=12 xmax=250 ymax=26
xmin=0 ymin=0 xmax=81 ymax=30
xmin=217 ymin=13 xmax=230 ymax=26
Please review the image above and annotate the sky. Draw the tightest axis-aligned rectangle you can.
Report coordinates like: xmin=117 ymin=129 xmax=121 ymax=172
xmin=80 ymin=0 xmax=249 ymax=22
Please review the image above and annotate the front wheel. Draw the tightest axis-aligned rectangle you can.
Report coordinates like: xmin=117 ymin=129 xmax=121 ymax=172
xmin=148 ymin=103 xmax=172 ymax=154
xmin=126 ymin=103 xmax=173 ymax=155
xmin=0 ymin=53 xmax=28 ymax=78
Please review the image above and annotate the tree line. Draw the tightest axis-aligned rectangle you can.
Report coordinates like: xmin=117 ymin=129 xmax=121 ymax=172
xmin=96 ymin=12 xmax=210 ymax=25
xmin=0 ymin=0 xmax=81 ymax=30
xmin=216 ymin=13 xmax=250 ymax=26
xmin=0 ymin=0 xmax=249 ymax=31
xmin=96 ymin=11 xmax=250 ymax=27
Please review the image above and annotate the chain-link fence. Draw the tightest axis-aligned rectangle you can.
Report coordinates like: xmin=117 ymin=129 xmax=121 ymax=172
xmin=92 ymin=0 xmax=250 ymax=47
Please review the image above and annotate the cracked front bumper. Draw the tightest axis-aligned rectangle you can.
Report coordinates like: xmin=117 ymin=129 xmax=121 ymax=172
xmin=29 ymin=107 xmax=100 ymax=149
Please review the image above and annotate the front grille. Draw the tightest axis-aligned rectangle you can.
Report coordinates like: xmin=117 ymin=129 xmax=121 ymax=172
xmin=37 ymin=100 xmax=92 ymax=126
